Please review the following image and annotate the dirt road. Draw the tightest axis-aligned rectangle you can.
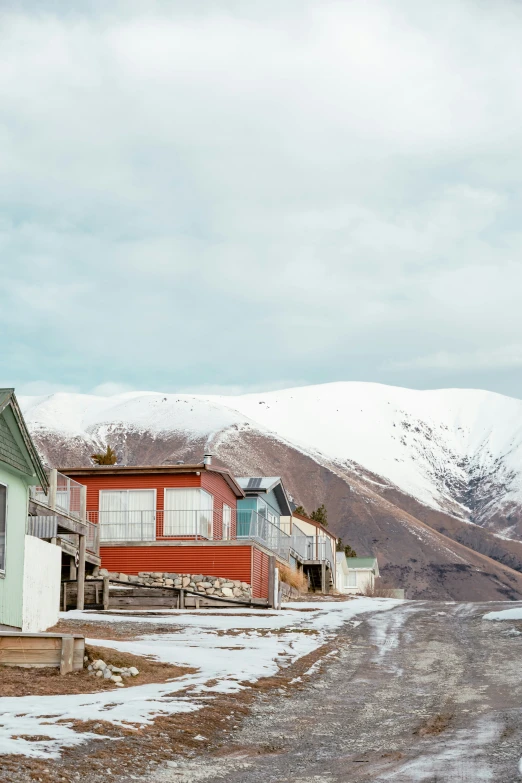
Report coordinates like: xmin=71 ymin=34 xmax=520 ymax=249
xmin=158 ymin=601 xmax=522 ymax=782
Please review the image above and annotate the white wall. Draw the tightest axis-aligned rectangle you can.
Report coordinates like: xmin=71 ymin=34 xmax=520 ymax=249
xmin=336 ymin=568 xmax=375 ymax=595
xmin=22 ymin=535 xmax=61 ymax=632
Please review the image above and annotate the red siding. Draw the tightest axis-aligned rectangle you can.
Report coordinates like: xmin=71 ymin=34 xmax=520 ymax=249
xmin=76 ymin=471 xmax=237 ymax=539
xmin=100 ymin=544 xmax=253 ymax=583
xmin=201 ymin=470 xmax=238 ymax=539
xmin=252 ymin=547 xmax=270 ymax=599
xmin=81 ymin=473 xmax=202 ymax=513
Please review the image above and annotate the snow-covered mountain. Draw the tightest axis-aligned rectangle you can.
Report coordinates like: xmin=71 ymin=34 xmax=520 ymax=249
xmin=18 ymin=382 xmax=522 ymax=600
xmin=20 ymin=382 xmax=522 ymax=538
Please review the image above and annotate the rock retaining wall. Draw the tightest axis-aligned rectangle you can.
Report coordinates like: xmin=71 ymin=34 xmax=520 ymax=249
xmin=89 ymin=568 xmax=252 ymax=600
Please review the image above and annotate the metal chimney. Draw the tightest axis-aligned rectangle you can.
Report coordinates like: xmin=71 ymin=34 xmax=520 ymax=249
xmin=203 ymin=453 xmax=212 ymax=465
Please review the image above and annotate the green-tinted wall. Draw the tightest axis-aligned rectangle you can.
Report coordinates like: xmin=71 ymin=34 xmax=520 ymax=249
xmin=0 ymin=463 xmax=27 ymax=629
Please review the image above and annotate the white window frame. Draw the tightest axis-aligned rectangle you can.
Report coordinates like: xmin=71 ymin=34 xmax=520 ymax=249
xmin=99 ymin=488 xmax=157 ymax=542
xmin=163 ymin=488 xmax=214 ymax=539
xmin=345 ymin=571 xmax=357 ymax=588
xmin=0 ymin=482 xmax=7 ymax=575
xmin=222 ymin=504 xmax=232 ymax=541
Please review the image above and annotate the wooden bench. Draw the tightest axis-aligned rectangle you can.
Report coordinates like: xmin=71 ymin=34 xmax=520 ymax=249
xmin=0 ymin=632 xmax=85 ymax=674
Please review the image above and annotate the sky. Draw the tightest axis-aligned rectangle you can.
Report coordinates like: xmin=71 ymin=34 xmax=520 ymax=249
xmin=2 ymin=0 xmax=522 ymax=399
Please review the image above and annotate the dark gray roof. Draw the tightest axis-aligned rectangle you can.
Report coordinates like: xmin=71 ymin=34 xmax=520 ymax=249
xmin=236 ymin=476 xmax=293 ymax=516
xmin=0 ymin=389 xmax=48 ymax=489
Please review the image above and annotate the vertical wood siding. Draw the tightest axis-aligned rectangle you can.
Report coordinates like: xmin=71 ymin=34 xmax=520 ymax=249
xmin=100 ymin=544 xmax=253 ymax=583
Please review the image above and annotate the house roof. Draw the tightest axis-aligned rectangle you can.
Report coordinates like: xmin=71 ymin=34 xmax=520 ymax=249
xmin=0 ymin=389 xmax=48 ymax=489
xmin=336 ymin=553 xmax=379 ymax=576
xmin=60 ymin=464 xmax=245 ymax=498
xmin=236 ymin=477 xmax=293 ymax=516
xmin=292 ymin=511 xmax=337 ymax=540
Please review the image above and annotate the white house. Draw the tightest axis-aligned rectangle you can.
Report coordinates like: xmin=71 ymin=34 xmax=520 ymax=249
xmin=336 ymin=553 xmax=379 ymax=595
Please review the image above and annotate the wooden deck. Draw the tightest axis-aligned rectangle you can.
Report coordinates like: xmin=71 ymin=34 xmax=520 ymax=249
xmin=62 ymin=578 xmax=268 ymax=611
xmin=0 ymin=632 xmax=85 ymax=673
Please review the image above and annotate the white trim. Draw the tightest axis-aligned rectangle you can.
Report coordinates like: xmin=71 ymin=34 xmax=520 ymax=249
xmin=0 ymin=481 xmax=7 ymax=575
xmin=99 ymin=488 xmax=157 ymax=542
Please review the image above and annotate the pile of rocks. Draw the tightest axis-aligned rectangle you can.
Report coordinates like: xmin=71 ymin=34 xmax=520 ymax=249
xmin=86 ymin=656 xmax=139 ymax=687
xmin=90 ymin=568 xmax=252 ymax=601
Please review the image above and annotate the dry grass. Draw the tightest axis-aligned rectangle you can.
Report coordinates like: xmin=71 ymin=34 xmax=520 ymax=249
xmin=362 ymin=579 xmax=398 ymax=598
xmin=279 ymin=563 xmax=308 ymax=592
xmin=415 ymin=711 xmax=454 ymax=736
xmin=0 ymin=645 xmax=191 ymax=698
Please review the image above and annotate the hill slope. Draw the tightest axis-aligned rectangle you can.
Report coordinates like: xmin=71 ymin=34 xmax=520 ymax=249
xmin=19 ymin=383 xmax=522 ymax=600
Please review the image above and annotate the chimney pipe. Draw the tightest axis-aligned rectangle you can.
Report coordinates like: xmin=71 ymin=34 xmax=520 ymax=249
xmin=203 ymin=453 xmax=212 ymax=466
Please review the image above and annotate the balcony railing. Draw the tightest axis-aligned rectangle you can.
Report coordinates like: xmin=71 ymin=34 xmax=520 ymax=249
xmin=26 ymin=516 xmax=100 ymax=555
xmin=85 ymin=507 xmax=334 ymax=568
xmin=87 ymin=510 xmax=213 ymax=543
xmin=316 ymin=537 xmax=336 ymax=568
xmin=237 ymin=509 xmax=292 ymax=561
xmin=29 ymin=471 xmax=84 ymax=521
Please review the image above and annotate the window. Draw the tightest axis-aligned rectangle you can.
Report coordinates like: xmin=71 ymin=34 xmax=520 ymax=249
xmin=222 ymin=504 xmax=232 ymax=540
xmin=0 ymin=483 xmax=6 ymax=573
xmin=345 ymin=571 xmax=357 ymax=588
xmin=164 ymin=488 xmax=214 ymax=538
xmin=99 ymin=490 xmax=156 ymax=542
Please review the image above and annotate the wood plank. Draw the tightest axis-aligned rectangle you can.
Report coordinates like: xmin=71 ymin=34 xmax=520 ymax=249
xmin=60 ymin=636 xmax=74 ymax=675
xmin=0 ymin=650 xmax=60 ymax=665
xmin=108 ymin=597 xmax=177 ymax=607
xmin=0 ymin=637 xmax=61 ymax=650
xmin=109 ymin=588 xmax=176 ymax=598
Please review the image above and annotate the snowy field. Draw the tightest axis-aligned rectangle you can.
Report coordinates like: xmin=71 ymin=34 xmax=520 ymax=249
xmin=0 ymin=599 xmax=397 ymax=759
xmin=482 ymin=605 xmax=522 ymax=621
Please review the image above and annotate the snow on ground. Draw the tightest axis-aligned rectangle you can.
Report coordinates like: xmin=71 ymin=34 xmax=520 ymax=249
xmin=482 ymin=604 xmax=522 ymax=621
xmin=0 ymin=599 xmax=397 ymax=759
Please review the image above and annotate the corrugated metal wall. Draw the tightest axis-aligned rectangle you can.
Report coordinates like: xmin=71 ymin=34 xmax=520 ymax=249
xmin=100 ymin=544 xmax=253 ymax=582
xmin=252 ymin=547 xmax=269 ymax=599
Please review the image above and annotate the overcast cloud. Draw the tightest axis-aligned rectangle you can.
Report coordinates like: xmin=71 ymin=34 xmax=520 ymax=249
xmin=2 ymin=1 xmax=522 ymax=398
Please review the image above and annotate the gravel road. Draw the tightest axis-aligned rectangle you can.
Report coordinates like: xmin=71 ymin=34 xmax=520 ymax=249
xmin=157 ymin=601 xmax=522 ymax=782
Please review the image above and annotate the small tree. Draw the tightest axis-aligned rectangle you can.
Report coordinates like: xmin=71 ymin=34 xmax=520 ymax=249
xmin=311 ymin=503 xmax=328 ymax=527
xmin=336 ymin=538 xmax=357 ymax=558
xmin=91 ymin=445 xmax=117 ymax=465
xmin=294 ymin=505 xmax=308 ymax=517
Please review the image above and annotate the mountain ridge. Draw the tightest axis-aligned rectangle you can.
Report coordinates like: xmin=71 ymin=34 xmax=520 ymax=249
xmin=19 ymin=382 xmax=522 ymax=600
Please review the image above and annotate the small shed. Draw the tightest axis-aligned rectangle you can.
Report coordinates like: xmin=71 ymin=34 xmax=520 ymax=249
xmin=336 ymin=554 xmax=379 ymax=595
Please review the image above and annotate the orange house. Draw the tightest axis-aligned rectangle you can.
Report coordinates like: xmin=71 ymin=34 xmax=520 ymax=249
xmin=61 ymin=461 xmax=271 ymax=600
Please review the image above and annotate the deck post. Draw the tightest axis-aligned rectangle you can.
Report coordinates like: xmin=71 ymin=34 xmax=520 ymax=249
xmin=76 ymin=534 xmax=86 ymax=610
xmin=179 ymin=589 xmax=185 ymax=609
xmin=60 ymin=636 xmax=75 ymax=675
xmin=268 ymin=555 xmax=276 ymax=608
xmin=49 ymin=468 xmax=58 ymax=510
xmin=102 ymin=576 xmax=110 ymax=610
xmin=69 ymin=554 xmax=77 ymax=580
xmin=321 ymin=561 xmax=327 ymax=594
xmin=80 ymin=485 xmax=87 ymax=521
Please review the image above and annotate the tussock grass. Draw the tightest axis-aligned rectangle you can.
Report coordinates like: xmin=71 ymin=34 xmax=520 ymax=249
xmin=279 ymin=563 xmax=309 ymax=593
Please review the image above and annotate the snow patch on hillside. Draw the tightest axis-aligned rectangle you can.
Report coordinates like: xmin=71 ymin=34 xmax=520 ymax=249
xmin=19 ymin=382 xmax=522 ymax=533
